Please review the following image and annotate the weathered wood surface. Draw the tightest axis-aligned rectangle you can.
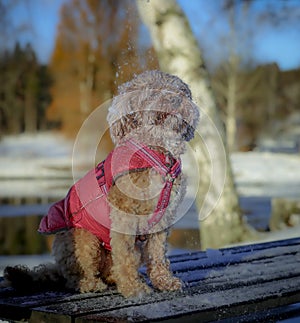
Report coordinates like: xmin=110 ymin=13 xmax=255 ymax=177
xmin=1 ymin=237 xmax=300 ymax=322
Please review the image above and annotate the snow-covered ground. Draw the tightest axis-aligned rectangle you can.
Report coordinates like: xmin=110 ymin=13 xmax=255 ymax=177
xmin=0 ymin=132 xmax=73 ymax=179
xmin=231 ymin=152 xmax=300 ymax=198
xmin=0 ymin=133 xmax=74 ymax=198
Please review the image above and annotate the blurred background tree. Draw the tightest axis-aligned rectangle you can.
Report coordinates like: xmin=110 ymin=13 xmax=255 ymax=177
xmin=0 ymin=43 xmax=52 ymax=135
xmin=47 ymin=0 xmax=158 ymax=137
xmin=0 ymin=1 xmax=52 ymax=136
xmin=208 ymin=0 xmax=300 ymax=151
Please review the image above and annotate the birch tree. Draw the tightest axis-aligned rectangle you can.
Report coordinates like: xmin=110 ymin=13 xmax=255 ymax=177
xmin=214 ymin=0 xmax=257 ymax=152
xmin=136 ymin=0 xmax=257 ymax=249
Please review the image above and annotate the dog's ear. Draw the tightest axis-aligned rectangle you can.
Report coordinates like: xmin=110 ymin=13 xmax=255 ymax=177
xmin=110 ymin=119 xmax=125 ymax=143
xmin=109 ymin=116 xmax=134 ymax=144
xmin=110 ymin=112 xmax=145 ymax=144
xmin=182 ymin=123 xmax=195 ymax=142
xmin=177 ymin=97 xmax=199 ymax=142
xmin=164 ymin=114 xmax=196 ymax=142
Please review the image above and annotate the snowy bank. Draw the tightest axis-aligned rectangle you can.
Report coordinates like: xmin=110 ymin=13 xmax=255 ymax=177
xmin=1 ymin=133 xmax=300 ymax=199
xmin=231 ymin=152 xmax=300 ymax=197
xmin=0 ymin=132 xmax=73 ymax=179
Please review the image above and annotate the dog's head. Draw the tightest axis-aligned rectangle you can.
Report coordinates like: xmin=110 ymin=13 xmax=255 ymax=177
xmin=107 ymin=70 xmax=199 ymax=149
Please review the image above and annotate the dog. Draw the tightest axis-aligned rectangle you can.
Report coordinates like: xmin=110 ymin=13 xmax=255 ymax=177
xmin=2 ymin=70 xmax=199 ymax=298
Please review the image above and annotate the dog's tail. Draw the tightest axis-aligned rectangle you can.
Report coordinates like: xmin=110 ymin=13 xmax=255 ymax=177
xmin=0 ymin=263 xmax=65 ymax=292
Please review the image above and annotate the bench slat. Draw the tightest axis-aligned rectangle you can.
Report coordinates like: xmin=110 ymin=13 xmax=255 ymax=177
xmin=0 ymin=237 xmax=300 ymax=322
xmin=75 ymin=277 xmax=300 ymax=323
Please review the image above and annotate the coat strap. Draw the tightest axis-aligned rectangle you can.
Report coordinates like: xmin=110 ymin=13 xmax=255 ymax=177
xmin=126 ymin=139 xmax=182 ymax=232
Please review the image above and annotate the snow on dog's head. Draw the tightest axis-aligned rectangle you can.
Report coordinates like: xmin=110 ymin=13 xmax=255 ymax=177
xmin=107 ymin=70 xmax=199 ymax=153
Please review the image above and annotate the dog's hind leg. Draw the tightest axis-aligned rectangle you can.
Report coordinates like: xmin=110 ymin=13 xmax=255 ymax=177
xmin=53 ymin=228 xmax=107 ymax=293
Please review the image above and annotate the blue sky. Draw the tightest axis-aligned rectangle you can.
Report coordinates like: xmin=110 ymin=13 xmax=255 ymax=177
xmin=8 ymin=0 xmax=300 ymax=71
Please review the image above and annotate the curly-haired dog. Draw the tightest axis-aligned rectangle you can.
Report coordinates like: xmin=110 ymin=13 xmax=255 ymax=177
xmin=2 ymin=70 xmax=199 ymax=298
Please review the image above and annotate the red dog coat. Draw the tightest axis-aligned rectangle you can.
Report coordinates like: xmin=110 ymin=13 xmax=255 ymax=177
xmin=38 ymin=139 xmax=181 ymax=251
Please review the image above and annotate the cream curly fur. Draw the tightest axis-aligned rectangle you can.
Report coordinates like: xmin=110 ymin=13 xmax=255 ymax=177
xmin=2 ymin=70 xmax=199 ymax=298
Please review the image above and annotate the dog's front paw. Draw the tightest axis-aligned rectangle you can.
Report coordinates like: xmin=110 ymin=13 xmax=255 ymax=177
xmin=79 ymin=278 xmax=107 ymax=293
xmin=118 ymin=281 xmax=151 ymax=298
xmin=152 ymin=275 xmax=182 ymax=292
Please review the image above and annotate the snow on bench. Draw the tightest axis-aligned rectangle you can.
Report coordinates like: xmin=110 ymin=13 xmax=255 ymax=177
xmin=1 ymin=237 xmax=300 ymax=322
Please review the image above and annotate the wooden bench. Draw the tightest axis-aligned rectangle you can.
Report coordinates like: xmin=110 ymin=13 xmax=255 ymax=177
xmin=1 ymin=237 xmax=300 ymax=322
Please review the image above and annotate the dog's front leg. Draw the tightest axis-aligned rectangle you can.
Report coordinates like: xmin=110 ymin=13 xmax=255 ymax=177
xmin=110 ymin=231 xmax=151 ymax=297
xmin=146 ymin=231 xmax=182 ymax=292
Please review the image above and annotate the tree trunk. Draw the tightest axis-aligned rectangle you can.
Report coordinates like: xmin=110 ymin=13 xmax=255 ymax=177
xmin=226 ymin=54 xmax=238 ymax=152
xmin=266 ymin=64 xmax=278 ymax=122
xmin=24 ymin=83 xmax=37 ymax=133
xmin=226 ymin=0 xmax=238 ymax=153
xmin=79 ymin=52 xmax=95 ymax=115
xmin=136 ymin=0 xmax=257 ymax=249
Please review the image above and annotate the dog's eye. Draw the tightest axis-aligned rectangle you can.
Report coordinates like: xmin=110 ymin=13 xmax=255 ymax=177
xmin=155 ymin=112 xmax=169 ymax=125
